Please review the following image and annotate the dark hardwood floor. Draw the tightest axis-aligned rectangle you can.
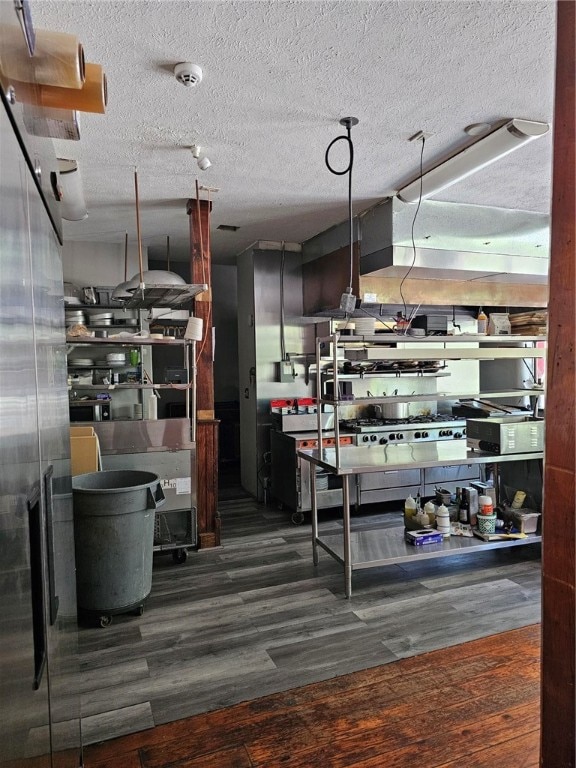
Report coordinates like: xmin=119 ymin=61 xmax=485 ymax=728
xmin=83 ymin=623 xmax=541 ymax=768
xmin=67 ymin=465 xmax=541 ymax=759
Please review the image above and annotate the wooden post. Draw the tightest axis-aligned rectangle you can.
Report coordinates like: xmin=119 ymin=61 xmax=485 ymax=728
xmin=186 ymin=197 xmax=220 ymax=548
xmin=541 ymin=2 xmax=575 ymax=765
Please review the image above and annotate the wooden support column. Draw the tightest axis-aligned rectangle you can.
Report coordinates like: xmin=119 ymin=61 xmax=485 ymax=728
xmin=187 ymin=197 xmax=220 ymax=548
xmin=541 ymin=2 xmax=575 ymax=766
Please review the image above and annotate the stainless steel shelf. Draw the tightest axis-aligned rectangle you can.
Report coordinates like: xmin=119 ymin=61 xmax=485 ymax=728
xmin=308 ymin=331 xmax=545 ymax=598
xmin=68 ymin=383 xmax=186 ymax=390
xmin=67 ymin=336 xmax=189 ymax=346
xmin=320 ymin=334 xmax=546 ymax=344
xmin=316 ymin=526 xmax=541 ymax=569
xmin=119 ymin=283 xmax=208 ymax=309
xmin=319 ymin=388 xmax=539 ymax=406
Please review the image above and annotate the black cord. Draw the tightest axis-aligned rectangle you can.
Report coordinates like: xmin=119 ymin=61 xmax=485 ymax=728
xmin=399 ymin=136 xmax=426 ymax=322
xmin=279 ymin=241 xmax=286 ymax=361
xmin=325 ymin=125 xmax=355 ymax=291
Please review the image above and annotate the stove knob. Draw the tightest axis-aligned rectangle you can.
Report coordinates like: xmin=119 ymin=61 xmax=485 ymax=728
xmin=422 ymin=431 xmax=429 ymax=438
xmin=447 ymin=429 xmax=453 ymax=436
xmin=397 ymin=433 xmax=404 ymax=440
xmin=463 ymin=428 xmax=467 ymax=435
xmin=438 ymin=430 xmax=445 ymax=437
xmin=379 ymin=437 xmax=388 ymax=445
xmin=389 ymin=433 xmax=396 ymax=440
xmin=454 ymin=432 xmax=463 ymax=439
xmin=414 ymin=431 xmax=421 ymax=439
xmin=370 ymin=434 xmax=378 ymax=442
xmin=362 ymin=435 xmax=370 ymax=443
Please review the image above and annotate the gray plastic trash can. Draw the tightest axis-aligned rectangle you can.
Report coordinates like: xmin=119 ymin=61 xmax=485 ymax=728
xmin=72 ymin=470 xmax=165 ymax=627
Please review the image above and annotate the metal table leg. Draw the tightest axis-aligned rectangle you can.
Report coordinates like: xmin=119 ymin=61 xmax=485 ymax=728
xmin=311 ymin=463 xmax=319 ymax=566
xmin=342 ymin=475 xmax=352 ymax=598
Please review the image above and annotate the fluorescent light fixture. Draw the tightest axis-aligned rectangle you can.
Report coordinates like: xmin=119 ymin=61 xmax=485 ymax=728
xmin=396 ymin=118 xmax=549 ymax=204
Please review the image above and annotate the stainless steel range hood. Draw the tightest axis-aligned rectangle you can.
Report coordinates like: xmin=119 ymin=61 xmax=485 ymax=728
xmin=359 ymin=198 xmax=550 ymax=284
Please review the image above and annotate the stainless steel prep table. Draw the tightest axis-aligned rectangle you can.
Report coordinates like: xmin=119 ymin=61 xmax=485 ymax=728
xmin=298 ymin=442 xmax=543 ymax=597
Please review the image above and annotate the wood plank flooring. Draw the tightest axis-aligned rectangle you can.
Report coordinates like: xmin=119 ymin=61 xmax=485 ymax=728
xmin=83 ymin=624 xmax=541 ymax=768
xmin=74 ymin=488 xmax=541 ymax=750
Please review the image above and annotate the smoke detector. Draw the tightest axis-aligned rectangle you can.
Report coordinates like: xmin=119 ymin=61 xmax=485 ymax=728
xmin=174 ymin=62 xmax=203 ymax=87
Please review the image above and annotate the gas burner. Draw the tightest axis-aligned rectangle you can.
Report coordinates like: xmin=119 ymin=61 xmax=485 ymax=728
xmin=339 ymin=414 xmax=461 ymax=433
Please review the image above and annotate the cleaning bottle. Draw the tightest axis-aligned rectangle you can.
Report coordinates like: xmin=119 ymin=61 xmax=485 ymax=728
xmin=436 ymin=504 xmax=451 ymax=537
xmin=404 ymin=494 xmax=417 ymax=525
xmin=477 ymin=307 xmax=488 ymax=335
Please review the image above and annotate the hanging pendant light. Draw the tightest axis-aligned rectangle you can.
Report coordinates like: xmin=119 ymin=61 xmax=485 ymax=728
xmin=124 ymin=171 xmax=186 ymax=291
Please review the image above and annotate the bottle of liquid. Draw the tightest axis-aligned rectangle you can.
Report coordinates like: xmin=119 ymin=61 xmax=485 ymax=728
xmin=477 ymin=308 xmax=488 ymax=335
xmin=436 ymin=504 xmax=451 ymax=537
xmin=415 ymin=506 xmax=430 ymax=527
xmin=404 ymin=494 xmax=417 ymax=524
xmin=478 ymin=495 xmax=494 ymax=516
xmin=424 ymin=500 xmax=436 ymax=526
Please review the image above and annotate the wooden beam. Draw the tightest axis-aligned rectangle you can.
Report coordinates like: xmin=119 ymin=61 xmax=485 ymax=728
xmin=541 ymin=2 xmax=576 ymax=765
xmin=187 ymin=197 xmax=220 ymax=548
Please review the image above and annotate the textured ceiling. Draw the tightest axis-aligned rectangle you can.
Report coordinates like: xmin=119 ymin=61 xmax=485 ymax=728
xmin=31 ymin=0 xmax=556 ymax=265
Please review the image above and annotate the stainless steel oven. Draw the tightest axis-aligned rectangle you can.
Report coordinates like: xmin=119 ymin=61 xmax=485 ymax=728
xmin=69 ymin=399 xmax=111 ymax=422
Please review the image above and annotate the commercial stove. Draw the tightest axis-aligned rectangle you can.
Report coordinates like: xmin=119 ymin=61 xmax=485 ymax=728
xmin=270 ymin=430 xmax=352 ymax=522
xmin=340 ymin=415 xmax=467 ymax=446
xmin=270 ymin=416 xmax=477 ymax=522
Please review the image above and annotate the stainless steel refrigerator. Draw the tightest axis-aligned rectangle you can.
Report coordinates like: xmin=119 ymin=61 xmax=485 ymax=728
xmin=0 ymin=2 xmax=82 ymax=763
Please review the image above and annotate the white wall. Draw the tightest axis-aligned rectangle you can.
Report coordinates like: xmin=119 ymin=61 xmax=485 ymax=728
xmin=62 ymin=241 xmax=148 ymax=286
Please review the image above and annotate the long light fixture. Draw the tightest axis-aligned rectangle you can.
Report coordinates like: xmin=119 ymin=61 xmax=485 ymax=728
xmin=396 ymin=118 xmax=549 ymax=204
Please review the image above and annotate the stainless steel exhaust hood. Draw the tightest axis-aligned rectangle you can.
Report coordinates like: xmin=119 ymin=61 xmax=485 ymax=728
xmin=359 ymin=198 xmax=550 ymax=285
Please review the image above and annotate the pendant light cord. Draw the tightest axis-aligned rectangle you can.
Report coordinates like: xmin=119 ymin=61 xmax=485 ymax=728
xmin=399 ymin=137 xmax=426 ymax=325
xmin=325 ymin=119 xmax=356 ymax=291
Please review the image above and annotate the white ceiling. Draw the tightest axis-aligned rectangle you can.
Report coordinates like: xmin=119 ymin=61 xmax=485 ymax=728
xmin=32 ymin=0 xmax=556 ymax=266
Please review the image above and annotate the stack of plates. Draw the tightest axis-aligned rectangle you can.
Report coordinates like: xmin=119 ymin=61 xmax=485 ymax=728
xmin=69 ymin=358 xmax=94 ymax=367
xmin=106 ymin=352 xmax=126 ymax=367
xmin=87 ymin=311 xmax=114 ymax=326
xmin=353 ymin=318 xmax=376 ymax=335
xmin=65 ymin=310 xmax=86 ymax=326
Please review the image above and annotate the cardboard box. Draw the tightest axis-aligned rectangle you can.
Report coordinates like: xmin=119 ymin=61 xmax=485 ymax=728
xmin=70 ymin=426 xmax=99 ymax=476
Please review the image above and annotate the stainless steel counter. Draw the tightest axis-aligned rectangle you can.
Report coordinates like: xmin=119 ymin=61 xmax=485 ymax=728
xmin=92 ymin=417 xmax=193 ymax=454
xmin=298 ymin=442 xmax=544 ymax=475
xmin=299 ymin=443 xmax=543 ymax=597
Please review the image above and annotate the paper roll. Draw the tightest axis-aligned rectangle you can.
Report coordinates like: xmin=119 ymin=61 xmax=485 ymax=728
xmin=147 ymin=395 xmax=158 ymax=421
xmin=0 ymin=26 xmax=85 ymax=88
xmin=12 ymin=63 xmax=107 ymax=114
xmin=184 ymin=317 xmax=203 ymax=341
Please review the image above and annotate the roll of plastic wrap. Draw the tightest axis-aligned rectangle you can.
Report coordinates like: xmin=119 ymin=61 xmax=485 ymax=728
xmin=23 ymin=104 xmax=80 ymax=140
xmin=12 ymin=63 xmax=107 ymax=114
xmin=0 ymin=27 xmax=85 ymax=88
xmin=184 ymin=316 xmax=203 ymax=341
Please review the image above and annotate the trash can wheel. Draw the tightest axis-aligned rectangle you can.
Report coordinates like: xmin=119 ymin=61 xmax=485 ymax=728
xmin=134 ymin=605 xmax=144 ymax=616
xmin=99 ymin=614 xmax=112 ymax=628
xmin=173 ymin=548 xmax=187 ymax=564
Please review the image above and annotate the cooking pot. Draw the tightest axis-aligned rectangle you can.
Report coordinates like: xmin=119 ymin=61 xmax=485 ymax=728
xmin=381 ymin=402 xmax=409 ymax=419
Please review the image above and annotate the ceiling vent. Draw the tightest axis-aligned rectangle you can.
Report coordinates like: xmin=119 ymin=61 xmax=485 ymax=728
xmin=217 ymin=224 xmax=240 ymax=232
xmin=174 ymin=62 xmax=203 ymax=87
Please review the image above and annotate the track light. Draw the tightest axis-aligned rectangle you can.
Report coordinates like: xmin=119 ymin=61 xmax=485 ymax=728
xmin=190 ymin=145 xmax=211 ymax=170
xmin=396 ymin=118 xmax=549 ymax=204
